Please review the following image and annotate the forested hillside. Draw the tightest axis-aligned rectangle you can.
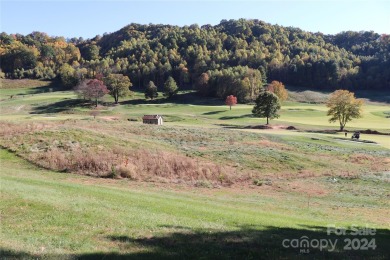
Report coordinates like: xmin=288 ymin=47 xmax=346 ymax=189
xmin=1 ymin=19 xmax=389 ymax=101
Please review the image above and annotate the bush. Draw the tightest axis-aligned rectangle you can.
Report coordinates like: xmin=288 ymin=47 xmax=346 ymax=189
xmin=116 ymin=165 xmax=138 ymax=180
xmin=195 ymin=180 xmax=213 ymax=188
xmin=253 ymin=179 xmax=272 ymax=186
xmin=253 ymin=179 xmax=263 ymax=186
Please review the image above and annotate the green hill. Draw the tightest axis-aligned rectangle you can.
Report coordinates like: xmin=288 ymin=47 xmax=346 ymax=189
xmin=1 ymin=19 xmax=389 ymax=97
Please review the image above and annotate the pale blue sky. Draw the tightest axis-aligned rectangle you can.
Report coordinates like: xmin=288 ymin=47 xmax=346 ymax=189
xmin=1 ymin=0 xmax=389 ymax=39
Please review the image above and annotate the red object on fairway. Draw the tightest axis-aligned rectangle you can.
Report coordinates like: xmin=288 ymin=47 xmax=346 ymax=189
xmin=226 ymin=95 xmax=237 ymax=110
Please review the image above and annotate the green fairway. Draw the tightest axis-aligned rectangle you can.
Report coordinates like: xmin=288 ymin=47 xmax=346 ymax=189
xmin=1 ymin=86 xmax=388 ymax=148
xmin=1 ymin=88 xmax=389 ymax=129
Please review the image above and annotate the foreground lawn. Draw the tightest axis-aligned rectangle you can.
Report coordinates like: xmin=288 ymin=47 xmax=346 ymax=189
xmin=1 ymin=149 xmax=389 ymax=258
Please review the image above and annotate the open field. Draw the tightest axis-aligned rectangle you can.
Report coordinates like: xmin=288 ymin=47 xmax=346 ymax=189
xmin=1 ymin=79 xmax=389 ymax=258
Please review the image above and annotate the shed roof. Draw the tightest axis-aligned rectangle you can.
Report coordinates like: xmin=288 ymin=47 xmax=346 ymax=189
xmin=142 ymin=115 xmax=163 ymax=120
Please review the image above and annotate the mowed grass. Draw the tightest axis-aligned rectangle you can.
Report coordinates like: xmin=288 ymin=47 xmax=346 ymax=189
xmin=1 ymin=149 xmax=389 ymax=258
xmin=1 ymin=88 xmax=389 ymax=129
xmin=1 ymin=85 xmax=388 ymax=147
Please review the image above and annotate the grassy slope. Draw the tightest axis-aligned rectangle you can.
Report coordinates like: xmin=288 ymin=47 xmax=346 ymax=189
xmin=1 ymin=149 xmax=389 ymax=258
xmin=1 ymin=119 xmax=388 ymax=182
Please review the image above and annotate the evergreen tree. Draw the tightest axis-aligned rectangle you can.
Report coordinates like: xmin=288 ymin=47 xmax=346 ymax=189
xmin=163 ymin=76 xmax=178 ymax=98
xmin=145 ymin=81 xmax=158 ymax=100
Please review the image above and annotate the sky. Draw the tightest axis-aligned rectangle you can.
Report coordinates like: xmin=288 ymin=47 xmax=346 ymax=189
xmin=1 ymin=0 xmax=389 ymax=39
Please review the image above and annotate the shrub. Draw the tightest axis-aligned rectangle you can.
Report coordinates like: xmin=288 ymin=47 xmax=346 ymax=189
xmin=253 ymin=179 xmax=263 ymax=186
xmin=116 ymin=165 xmax=138 ymax=180
xmin=195 ymin=180 xmax=213 ymax=188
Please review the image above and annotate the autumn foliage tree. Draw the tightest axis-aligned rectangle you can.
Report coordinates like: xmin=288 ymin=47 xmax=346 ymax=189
xmin=75 ymin=79 xmax=109 ymax=107
xmin=225 ymin=95 xmax=237 ymax=110
xmin=326 ymin=89 xmax=364 ymax=131
xmin=266 ymin=81 xmax=288 ymax=101
xmin=87 ymin=79 xmax=109 ymax=107
xmin=195 ymin=73 xmax=210 ymax=96
xmin=252 ymin=91 xmax=281 ymax=125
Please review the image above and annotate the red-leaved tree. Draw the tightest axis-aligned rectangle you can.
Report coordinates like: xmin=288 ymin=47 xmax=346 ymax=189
xmin=86 ymin=79 xmax=109 ymax=107
xmin=225 ymin=95 xmax=238 ymax=110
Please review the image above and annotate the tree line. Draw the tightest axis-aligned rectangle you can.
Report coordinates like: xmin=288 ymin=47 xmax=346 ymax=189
xmin=74 ymin=73 xmax=178 ymax=106
xmin=1 ymin=19 xmax=389 ymax=101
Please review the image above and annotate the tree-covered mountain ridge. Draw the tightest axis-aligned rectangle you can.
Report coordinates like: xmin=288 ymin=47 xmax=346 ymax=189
xmin=1 ymin=19 xmax=389 ymax=99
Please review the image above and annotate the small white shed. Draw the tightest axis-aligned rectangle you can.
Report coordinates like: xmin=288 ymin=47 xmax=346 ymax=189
xmin=142 ymin=115 xmax=163 ymax=125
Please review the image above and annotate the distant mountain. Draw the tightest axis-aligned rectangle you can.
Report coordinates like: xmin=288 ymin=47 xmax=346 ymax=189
xmin=1 ymin=19 xmax=389 ymax=97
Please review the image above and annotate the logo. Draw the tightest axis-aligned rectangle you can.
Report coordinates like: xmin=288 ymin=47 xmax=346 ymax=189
xmin=281 ymin=224 xmax=377 ymax=253
xmin=282 ymin=236 xmax=337 ymax=253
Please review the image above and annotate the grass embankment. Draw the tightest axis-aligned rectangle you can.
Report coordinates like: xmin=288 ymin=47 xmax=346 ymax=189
xmin=0 ymin=79 xmax=65 ymax=98
xmin=1 ymin=120 xmax=388 ymax=185
xmin=0 ymin=79 xmax=54 ymax=89
xmin=1 ymin=149 xmax=389 ymax=258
